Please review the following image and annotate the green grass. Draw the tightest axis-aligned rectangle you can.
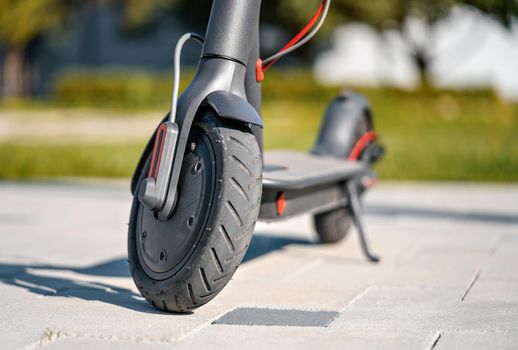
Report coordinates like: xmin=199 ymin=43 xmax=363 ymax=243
xmin=259 ymin=86 xmax=518 ymax=182
xmin=0 ymin=143 xmax=145 ymax=179
xmin=1 ymin=69 xmax=517 ymax=181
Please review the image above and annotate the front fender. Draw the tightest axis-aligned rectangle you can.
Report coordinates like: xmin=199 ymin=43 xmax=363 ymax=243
xmin=205 ymin=91 xmax=263 ymax=128
xmin=130 ymin=91 xmax=263 ymax=195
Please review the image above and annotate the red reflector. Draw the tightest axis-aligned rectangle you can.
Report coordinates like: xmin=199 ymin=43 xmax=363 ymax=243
xmin=276 ymin=192 xmax=286 ymax=216
xmin=255 ymin=59 xmax=264 ymax=82
xmin=363 ymin=177 xmax=378 ymax=188
xmin=148 ymin=123 xmax=168 ymax=178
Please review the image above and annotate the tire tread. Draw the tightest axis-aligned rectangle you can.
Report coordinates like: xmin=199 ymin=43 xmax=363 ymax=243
xmin=128 ymin=111 xmax=261 ymax=313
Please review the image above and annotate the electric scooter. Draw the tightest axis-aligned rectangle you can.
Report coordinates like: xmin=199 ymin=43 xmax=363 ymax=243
xmin=128 ymin=0 xmax=383 ymax=313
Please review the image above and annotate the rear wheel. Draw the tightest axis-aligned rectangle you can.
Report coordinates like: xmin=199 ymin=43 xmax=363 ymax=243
xmin=128 ymin=111 xmax=262 ymax=312
xmin=314 ymin=208 xmax=353 ymax=244
xmin=313 ymin=114 xmax=369 ymax=244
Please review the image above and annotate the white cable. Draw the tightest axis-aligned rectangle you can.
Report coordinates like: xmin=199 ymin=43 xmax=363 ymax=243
xmin=261 ymin=0 xmax=331 ymax=66
xmin=169 ymin=33 xmax=204 ymax=123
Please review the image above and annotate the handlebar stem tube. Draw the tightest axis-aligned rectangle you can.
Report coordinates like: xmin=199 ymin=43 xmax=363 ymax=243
xmin=202 ymin=0 xmax=263 ymax=152
xmin=156 ymin=0 xmax=264 ymax=218
xmin=202 ymin=0 xmax=262 ymax=66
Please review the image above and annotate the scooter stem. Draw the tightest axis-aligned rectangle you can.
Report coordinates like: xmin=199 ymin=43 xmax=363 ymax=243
xmin=203 ymin=0 xmax=262 ymax=65
xmin=139 ymin=0 xmax=264 ymax=219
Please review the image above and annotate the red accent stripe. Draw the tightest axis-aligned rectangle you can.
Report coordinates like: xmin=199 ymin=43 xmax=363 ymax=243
xmin=348 ymin=131 xmax=378 ymax=161
xmin=366 ymin=178 xmax=378 ymax=188
xmin=148 ymin=123 xmax=168 ymax=178
xmin=276 ymin=192 xmax=286 ymax=216
xmin=262 ymin=0 xmax=326 ymax=73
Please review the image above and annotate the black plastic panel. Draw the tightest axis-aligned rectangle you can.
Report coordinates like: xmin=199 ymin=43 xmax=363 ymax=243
xmin=259 ymin=151 xmax=367 ymax=221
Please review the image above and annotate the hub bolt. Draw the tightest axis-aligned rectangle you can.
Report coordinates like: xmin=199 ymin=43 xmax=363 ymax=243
xmin=159 ymin=250 xmax=167 ymax=261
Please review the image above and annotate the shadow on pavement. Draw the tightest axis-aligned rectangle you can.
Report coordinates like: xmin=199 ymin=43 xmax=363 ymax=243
xmin=0 ymin=233 xmax=313 ymax=313
xmin=0 ymin=260 xmax=160 ymax=314
xmin=243 ymin=233 xmax=313 ymax=263
xmin=366 ymin=204 xmax=518 ymax=224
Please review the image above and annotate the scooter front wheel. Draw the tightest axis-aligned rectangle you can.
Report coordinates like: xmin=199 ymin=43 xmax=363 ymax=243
xmin=128 ymin=111 xmax=262 ymax=312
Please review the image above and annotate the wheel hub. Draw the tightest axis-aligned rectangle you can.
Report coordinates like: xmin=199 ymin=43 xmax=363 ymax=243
xmin=136 ymin=130 xmax=215 ymax=280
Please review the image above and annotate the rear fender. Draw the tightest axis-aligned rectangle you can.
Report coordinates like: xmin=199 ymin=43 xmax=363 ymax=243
xmin=312 ymin=91 xmax=373 ymax=159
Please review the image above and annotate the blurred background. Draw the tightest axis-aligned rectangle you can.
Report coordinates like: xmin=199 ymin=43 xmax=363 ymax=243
xmin=0 ymin=0 xmax=517 ymax=182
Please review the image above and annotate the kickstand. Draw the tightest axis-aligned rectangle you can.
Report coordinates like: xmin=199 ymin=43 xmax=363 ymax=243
xmin=346 ymin=181 xmax=380 ymax=263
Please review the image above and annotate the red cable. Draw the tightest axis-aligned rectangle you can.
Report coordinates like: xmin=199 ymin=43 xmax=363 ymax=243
xmin=348 ymin=131 xmax=378 ymax=161
xmin=261 ymin=0 xmax=327 ymax=73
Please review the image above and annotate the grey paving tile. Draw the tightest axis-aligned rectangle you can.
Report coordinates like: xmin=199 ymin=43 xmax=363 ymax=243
xmin=220 ymin=261 xmax=370 ymax=310
xmin=1 ymin=182 xmax=518 ymax=348
xmin=482 ymin=251 xmax=518 ymax=280
xmin=0 ymin=283 xmax=48 ymax=309
xmin=0 ymin=185 xmax=131 ymax=266
xmin=268 ymin=254 xmax=475 ymax=296
xmin=215 ymin=248 xmax=369 ymax=310
xmin=0 ymin=260 xmax=137 ymax=309
xmin=436 ymin=331 xmax=518 ymax=350
xmin=0 ymin=294 xmax=229 ymax=349
xmin=330 ymin=286 xmax=518 ymax=333
xmin=174 ymin=325 xmax=437 ymax=350
xmin=38 ymin=335 xmax=174 ymax=350
xmin=213 ymin=307 xmax=339 ymax=327
xmin=465 ymin=279 xmax=518 ymax=303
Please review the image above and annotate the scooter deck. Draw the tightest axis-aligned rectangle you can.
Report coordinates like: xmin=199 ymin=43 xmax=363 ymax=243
xmin=262 ymin=151 xmax=365 ymax=190
xmin=259 ymin=150 xmax=367 ymax=221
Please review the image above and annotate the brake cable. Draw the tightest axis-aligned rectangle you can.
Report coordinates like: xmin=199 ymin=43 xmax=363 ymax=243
xmin=256 ymin=0 xmax=331 ymax=82
xmin=169 ymin=33 xmax=204 ymax=123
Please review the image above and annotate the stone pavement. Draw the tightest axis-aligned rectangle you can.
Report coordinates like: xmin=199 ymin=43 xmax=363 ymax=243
xmin=0 ymin=181 xmax=517 ymax=349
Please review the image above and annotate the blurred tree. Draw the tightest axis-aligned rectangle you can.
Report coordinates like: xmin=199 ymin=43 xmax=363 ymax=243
xmin=120 ymin=0 xmax=178 ymax=29
xmin=0 ymin=0 xmax=73 ymax=97
xmin=0 ymin=0 xmax=197 ymax=98
xmin=4 ymin=0 xmax=512 ymax=96
xmin=0 ymin=0 xmax=176 ymax=98
xmin=118 ymin=0 xmax=208 ymax=30
xmin=116 ymin=0 xmax=517 ymax=87
xmin=275 ymin=0 xmax=518 ymax=87
xmin=467 ymin=0 xmax=518 ymax=26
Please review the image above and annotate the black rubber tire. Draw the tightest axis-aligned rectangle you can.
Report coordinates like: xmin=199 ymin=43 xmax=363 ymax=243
xmin=313 ymin=114 xmax=369 ymax=244
xmin=314 ymin=208 xmax=353 ymax=244
xmin=128 ymin=111 xmax=262 ymax=313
